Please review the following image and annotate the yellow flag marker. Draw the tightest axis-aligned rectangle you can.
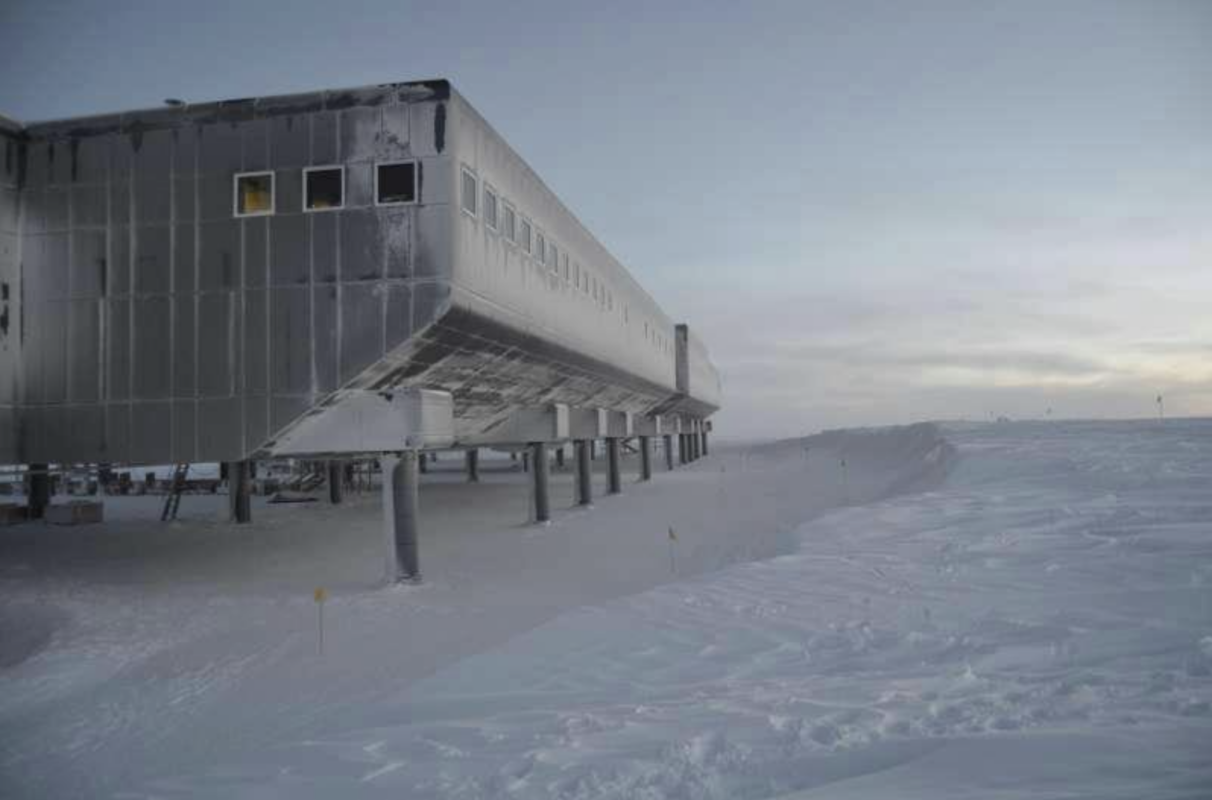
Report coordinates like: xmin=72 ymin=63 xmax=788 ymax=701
xmin=314 ymin=587 xmax=327 ymax=655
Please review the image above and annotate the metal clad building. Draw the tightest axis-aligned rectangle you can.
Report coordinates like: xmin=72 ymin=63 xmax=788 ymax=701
xmin=0 ymin=80 xmax=719 ymax=465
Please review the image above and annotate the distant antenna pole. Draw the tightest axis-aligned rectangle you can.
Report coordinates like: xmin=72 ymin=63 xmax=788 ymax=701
xmin=1156 ymin=394 xmax=1165 ymax=421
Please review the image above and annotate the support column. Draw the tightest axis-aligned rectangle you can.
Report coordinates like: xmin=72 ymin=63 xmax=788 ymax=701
xmin=691 ymin=426 xmax=700 ymax=461
xmin=385 ymin=452 xmax=421 ymax=583
xmin=702 ymin=430 xmax=709 ymax=457
xmin=327 ymin=461 xmax=343 ymax=504
xmin=530 ymin=442 xmax=550 ymax=523
xmin=639 ymin=435 xmax=652 ymax=481
xmin=607 ymin=437 xmax=622 ymax=495
xmin=465 ymin=448 xmax=480 ymax=483
xmin=664 ymin=434 xmax=675 ymax=470
xmin=679 ymin=434 xmax=687 ymax=465
xmin=555 ymin=447 xmax=565 ymax=469
xmin=27 ymin=463 xmax=49 ymax=520
xmin=227 ymin=460 xmax=251 ymax=524
xmin=575 ymin=439 xmax=592 ymax=506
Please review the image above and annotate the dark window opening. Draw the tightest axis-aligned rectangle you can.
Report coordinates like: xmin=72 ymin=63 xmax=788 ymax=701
xmin=377 ymin=162 xmax=417 ymax=205
xmin=305 ymin=167 xmax=344 ymax=211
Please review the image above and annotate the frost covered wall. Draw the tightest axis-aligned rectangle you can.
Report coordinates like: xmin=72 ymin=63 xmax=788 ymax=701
xmin=10 ymin=82 xmax=452 ymax=465
xmin=0 ymin=120 xmax=21 ymax=463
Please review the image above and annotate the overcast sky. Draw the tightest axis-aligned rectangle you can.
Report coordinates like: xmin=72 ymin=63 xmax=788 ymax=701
xmin=1 ymin=0 xmax=1208 ymax=438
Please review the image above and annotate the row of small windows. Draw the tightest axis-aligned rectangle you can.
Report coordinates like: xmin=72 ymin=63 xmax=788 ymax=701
xmin=233 ymin=161 xmax=418 ymax=217
xmin=460 ymin=164 xmax=670 ymax=356
xmin=460 ymin=165 xmax=617 ymax=311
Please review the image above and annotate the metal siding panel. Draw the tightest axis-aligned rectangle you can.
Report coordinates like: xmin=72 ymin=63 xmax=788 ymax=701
xmin=106 ymin=297 xmax=131 ymax=401
xmin=243 ymin=217 xmax=268 ymax=289
xmin=70 ymin=229 xmax=107 ymax=299
xmin=108 ymin=225 xmax=131 ymax=295
xmin=381 ymin=104 xmax=411 ymax=157
xmin=199 ymin=219 xmax=238 ymax=290
xmin=197 ymin=292 xmax=232 ymax=396
xmin=240 ymin=119 xmax=269 ymax=171
xmin=104 ymin=402 xmax=131 ymax=463
xmin=173 ymin=400 xmax=196 ymax=462
xmin=72 ymin=136 xmax=109 ymax=184
xmin=43 ymin=405 xmax=70 ymax=460
xmin=198 ymin=121 xmax=242 ymax=175
xmin=312 ymin=212 xmax=337 ymax=283
xmin=134 ymin=173 xmax=171 ymax=225
xmin=197 ymin=397 xmax=242 ymax=461
xmin=270 ymin=115 xmax=309 ymax=169
xmin=71 ymin=184 xmax=107 ymax=228
xmin=271 ymin=286 xmax=310 ymax=394
xmin=339 ymin=107 xmax=381 ymax=162
xmin=68 ymin=299 xmax=101 ymax=402
xmin=172 ymin=125 xmax=198 ymax=174
xmin=385 ymin=282 xmax=413 ymax=350
xmin=244 ymin=288 xmax=268 ymax=395
xmin=340 ymin=282 xmax=383 ymax=383
xmin=414 ymin=203 xmax=448 ymax=280
xmin=130 ymin=400 xmax=171 ymax=464
xmin=109 ymin=178 xmax=130 ymax=226
xmin=276 ymin=168 xmax=301 ymax=216
xmin=134 ymin=224 xmax=171 ymax=294
xmin=173 ymin=178 xmax=196 ymax=221
xmin=173 ymin=223 xmax=195 ymax=293
xmin=312 ymin=285 xmax=338 ymax=392
xmin=340 ymin=209 xmax=382 ymax=280
xmin=69 ymin=404 xmax=105 ymax=462
xmin=173 ymin=294 xmax=195 ymax=395
xmin=311 ymin=112 xmax=338 ymax=164
xmin=270 ymin=214 xmax=308 ymax=285
xmin=245 ymin=394 xmax=268 ymax=451
xmin=133 ymin=296 xmax=171 ymax=398
xmin=383 ymin=207 xmax=412 ymax=279
xmin=42 ymin=300 xmax=68 ymax=403
xmin=199 ymin=174 xmax=229 ymax=222
xmin=345 ymin=161 xmax=372 ymax=208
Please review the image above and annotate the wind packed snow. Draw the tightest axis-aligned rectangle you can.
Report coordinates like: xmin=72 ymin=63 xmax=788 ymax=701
xmin=1 ymin=421 xmax=1210 ymax=798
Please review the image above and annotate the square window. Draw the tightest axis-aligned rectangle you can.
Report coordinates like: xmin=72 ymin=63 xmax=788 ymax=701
xmin=376 ymin=161 xmax=417 ymax=205
xmin=484 ymin=187 xmax=499 ymax=230
xmin=503 ymin=204 xmax=516 ymax=242
xmin=234 ymin=171 xmax=275 ymax=216
xmin=461 ymin=167 xmax=477 ymax=216
xmin=304 ymin=166 xmax=344 ymax=211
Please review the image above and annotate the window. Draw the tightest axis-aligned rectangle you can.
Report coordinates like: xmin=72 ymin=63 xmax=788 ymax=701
xmin=484 ymin=186 xmax=499 ymax=230
xmin=520 ymin=219 xmax=532 ymax=254
xmin=303 ymin=166 xmax=344 ymax=211
xmin=503 ymin=203 xmax=517 ymax=242
xmin=535 ymin=232 xmax=545 ymax=264
xmin=562 ymin=253 xmax=569 ymax=281
xmin=550 ymin=243 xmax=559 ymax=273
xmin=234 ymin=171 xmax=275 ymax=217
xmin=461 ymin=167 xmax=477 ymax=217
xmin=376 ymin=161 xmax=417 ymax=205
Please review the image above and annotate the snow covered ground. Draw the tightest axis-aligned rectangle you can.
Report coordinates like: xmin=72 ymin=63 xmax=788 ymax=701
xmin=2 ymin=421 xmax=1210 ymax=797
